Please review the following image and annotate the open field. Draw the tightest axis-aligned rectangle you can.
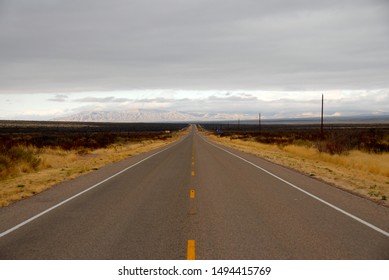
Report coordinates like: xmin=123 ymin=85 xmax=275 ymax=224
xmin=0 ymin=121 xmax=188 ymax=206
xmin=200 ymin=123 xmax=389 ymax=205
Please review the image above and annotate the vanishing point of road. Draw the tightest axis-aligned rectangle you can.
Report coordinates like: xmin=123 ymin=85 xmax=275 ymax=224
xmin=0 ymin=125 xmax=388 ymax=259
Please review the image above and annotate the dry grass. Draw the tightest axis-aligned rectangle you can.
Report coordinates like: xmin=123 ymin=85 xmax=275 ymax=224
xmin=207 ymin=134 xmax=389 ymax=205
xmin=0 ymin=130 xmax=187 ymax=207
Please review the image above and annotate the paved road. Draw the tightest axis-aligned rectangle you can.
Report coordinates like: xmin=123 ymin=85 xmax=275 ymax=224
xmin=0 ymin=125 xmax=388 ymax=259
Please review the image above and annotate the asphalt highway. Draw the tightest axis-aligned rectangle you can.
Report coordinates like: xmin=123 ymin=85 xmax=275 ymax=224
xmin=0 ymin=125 xmax=388 ymax=259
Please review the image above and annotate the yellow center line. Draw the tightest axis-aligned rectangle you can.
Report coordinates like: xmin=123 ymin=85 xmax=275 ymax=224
xmin=187 ymin=240 xmax=196 ymax=260
xmin=188 ymin=143 xmax=196 ymax=259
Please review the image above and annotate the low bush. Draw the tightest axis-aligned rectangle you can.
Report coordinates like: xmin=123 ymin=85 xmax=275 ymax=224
xmin=0 ymin=145 xmax=41 ymax=177
xmin=0 ymin=130 xmax=177 ymax=179
xmin=207 ymin=125 xmax=389 ymax=155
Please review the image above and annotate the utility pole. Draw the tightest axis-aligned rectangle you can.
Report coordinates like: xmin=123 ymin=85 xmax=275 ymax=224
xmin=321 ymin=94 xmax=324 ymax=136
xmin=258 ymin=112 xmax=261 ymax=134
xmin=238 ymin=119 xmax=240 ymax=130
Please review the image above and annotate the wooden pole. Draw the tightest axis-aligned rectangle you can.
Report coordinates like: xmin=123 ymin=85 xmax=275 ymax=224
xmin=321 ymin=94 xmax=324 ymax=136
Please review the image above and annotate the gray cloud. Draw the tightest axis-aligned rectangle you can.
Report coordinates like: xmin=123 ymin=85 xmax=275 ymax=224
xmin=74 ymin=96 xmax=131 ymax=103
xmin=47 ymin=94 xmax=69 ymax=102
xmin=68 ymin=91 xmax=385 ymax=118
xmin=0 ymin=0 xmax=388 ymax=94
xmin=135 ymin=97 xmax=191 ymax=103
xmin=207 ymin=94 xmax=258 ymax=102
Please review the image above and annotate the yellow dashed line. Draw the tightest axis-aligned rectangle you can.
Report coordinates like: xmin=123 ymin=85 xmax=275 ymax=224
xmin=188 ymin=143 xmax=196 ymax=260
xmin=187 ymin=240 xmax=196 ymax=260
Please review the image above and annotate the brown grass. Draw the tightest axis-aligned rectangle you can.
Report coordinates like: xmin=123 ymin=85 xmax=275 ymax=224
xmin=207 ymin=134 xmax=389 ymax=205
xmin=0 ymin=130 xmax=188 ymax=207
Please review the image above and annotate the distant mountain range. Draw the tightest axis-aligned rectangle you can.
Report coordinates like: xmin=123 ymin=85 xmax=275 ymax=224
xmin=241 ymin=115 xmax=389 ymax=124
xmin=53 ymin=109 xmax=389 ymax=123
xmin=53 ymin=109 xmax=258 ymax=122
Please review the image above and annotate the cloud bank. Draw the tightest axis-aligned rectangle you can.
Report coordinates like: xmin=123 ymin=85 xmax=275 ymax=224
xmin=0 ymin=0 xmax=388 ymax=94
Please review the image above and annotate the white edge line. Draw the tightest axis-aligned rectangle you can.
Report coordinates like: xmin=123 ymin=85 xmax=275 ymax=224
xmin=201 ymin=134 xmax=389 ymax=238
xmin=0 ymin=133 xmax=189 ymax=239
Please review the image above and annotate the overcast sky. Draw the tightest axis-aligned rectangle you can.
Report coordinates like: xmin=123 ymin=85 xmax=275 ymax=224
xmin=0 ymin=0 xmax=388 ymax=120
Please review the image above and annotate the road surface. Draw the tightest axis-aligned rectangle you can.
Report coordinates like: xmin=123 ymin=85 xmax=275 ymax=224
xmin=0 ymin=125 xmax=388 ymax=259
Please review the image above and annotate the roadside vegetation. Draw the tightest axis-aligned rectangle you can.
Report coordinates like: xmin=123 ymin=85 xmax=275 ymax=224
xmin=0 ymin=121 xmax=188 ymax=206
xmin=200 ymin=124 xmax=389 ymax=205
